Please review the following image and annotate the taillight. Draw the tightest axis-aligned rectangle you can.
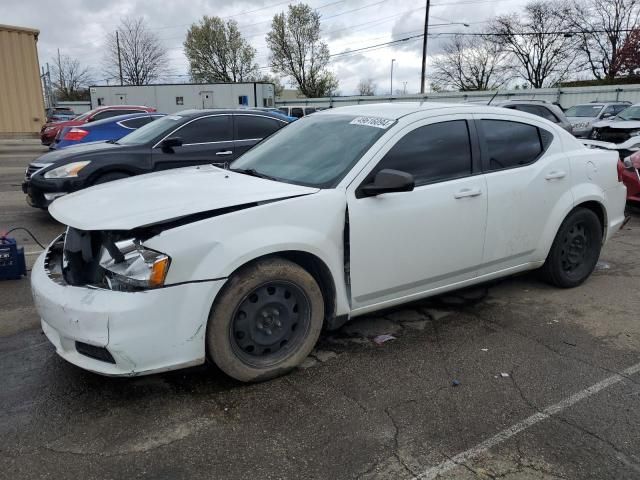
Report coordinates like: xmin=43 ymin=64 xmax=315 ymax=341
xmin=63 ymin=128 xmax=89 ymax=141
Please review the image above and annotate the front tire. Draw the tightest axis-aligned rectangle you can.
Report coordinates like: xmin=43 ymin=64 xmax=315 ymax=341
xmin=206 ymin=257 xmax=324 ymax=382
xmin=540 ymin=208 xmax=602 ymax=288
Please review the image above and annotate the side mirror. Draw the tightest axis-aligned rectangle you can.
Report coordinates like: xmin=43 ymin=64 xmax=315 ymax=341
xmin=160 ymin=137 xmax=183 ymax=151
xmin=357 ymin=169 xmax=415 ymax=198
xmin=601 ymin=112 xmax=612 ymax=119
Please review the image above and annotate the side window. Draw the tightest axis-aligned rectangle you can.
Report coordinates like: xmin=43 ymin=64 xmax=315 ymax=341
xmin=236 ymin=115 xmax=281 ymax=140
xmin=176 ymin=96 xmax=184 ymax=105
xmin=120 ymin=116 xmax=153 ymax=129
xmin=512 ymin=104 xmax=558 ymax=122
xmin=305 ymin=107 xmax=317 ymax=114
xmin=291 ymin=108 xmax=304 ymax=118
xmin=278 ymin=107 xmax=289 ymax=115
xmin=613 ymin=105 xmax=628 ymax=114
xmin=374 ymin=120 xmax=472 ymax=186
xmin=482 ymin=120 xmax=545 ymax=171
xmin=176 ymin=116 xmax=232 ymax=144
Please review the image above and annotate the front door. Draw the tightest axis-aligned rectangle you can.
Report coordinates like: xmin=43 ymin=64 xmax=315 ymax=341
xmin=152 ymin=114 xmax=236 ymax=170
xmin=347 ymin=116 xmax=488 ymax=312
xmin=200 ymin=91 xmax=214 ymax=109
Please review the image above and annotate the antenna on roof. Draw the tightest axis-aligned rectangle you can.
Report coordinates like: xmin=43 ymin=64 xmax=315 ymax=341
xmin=487 ymin=90 xmax=500 ymax=105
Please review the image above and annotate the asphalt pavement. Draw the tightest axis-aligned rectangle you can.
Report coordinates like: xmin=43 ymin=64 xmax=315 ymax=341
xmin=1 ymin=145 xmax=639 ymax=479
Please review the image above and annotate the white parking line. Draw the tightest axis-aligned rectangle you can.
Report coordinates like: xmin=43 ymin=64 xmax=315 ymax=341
xmin=414 ymin=362 xmax=640 ymax=480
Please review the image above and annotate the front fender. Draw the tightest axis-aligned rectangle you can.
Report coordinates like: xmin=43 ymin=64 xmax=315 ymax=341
xmin=144 ymin=190 xmax=350 ymax=315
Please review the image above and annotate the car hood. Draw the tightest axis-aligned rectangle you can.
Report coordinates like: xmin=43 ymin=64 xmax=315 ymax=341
xmin=49 ymin=165 xmax=320 ymax=231
xmin=36 ymin=141 xmax=123 ymax=163
xmin=592 ymin=119 xmax=640 ymax=129
xmin=567 ymin=116 xmax=595 ymax=124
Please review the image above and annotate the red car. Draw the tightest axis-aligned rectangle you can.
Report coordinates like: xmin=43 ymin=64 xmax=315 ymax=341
xmin=40 ymin=105 xmax=156 ymax=145
xmin=620 ymin=152 xmax=640 ymax=203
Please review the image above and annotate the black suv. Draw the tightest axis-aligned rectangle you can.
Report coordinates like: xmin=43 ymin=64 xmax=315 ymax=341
xmin=23 ymin=109 xmax=291 ymax=209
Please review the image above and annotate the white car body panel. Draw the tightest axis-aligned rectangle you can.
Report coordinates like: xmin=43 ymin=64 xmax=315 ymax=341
xmin=49 ymin=165 xmax=319 ymax=230
xmin=31 ymin=102 xmax=627 ymax=376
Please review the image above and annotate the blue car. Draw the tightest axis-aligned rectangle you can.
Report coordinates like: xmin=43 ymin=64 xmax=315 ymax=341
xmin=51 ymin=112 xmax=165 ymax=150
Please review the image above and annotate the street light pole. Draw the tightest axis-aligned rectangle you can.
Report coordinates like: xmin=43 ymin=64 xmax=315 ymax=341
xmin=420 ymin=0 xmax=431 ymax=94
xmin=390 ymin=58 xmax=396 ymax=95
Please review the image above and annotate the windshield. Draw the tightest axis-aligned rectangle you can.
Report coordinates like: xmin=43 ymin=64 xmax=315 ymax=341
xmin=615 ymin=106 xmax=640 ymax=121
xmin=118 ymin=115 xmax=183 ymax=146
xmin=565 ymin=104 xmax=603 ymax=117
xmin=231 ymin=114 xmax=393 ymax=188
xmin=74 ymin=109 xmax=99 ymax=121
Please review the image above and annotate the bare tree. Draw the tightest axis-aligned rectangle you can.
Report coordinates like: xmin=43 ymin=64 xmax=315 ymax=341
xmin=51 ymin=53 xmax=92 ymax=100
xmin=104 ymin=18 xmax=167 ymax=85
xmin=431 ymin=34 xmax=512 ymax=91
xmin=266 ymin=4 xmax=338 ymax=97
xmin=357 ymin=78 xmax=376 ymax=95
xmin=488 ymin=0 xmax=580 ymax=88
xmin=184 ymin=16 xmax=259 ymax=82
xmin=568 ymin=0 xmax=640 ymax=79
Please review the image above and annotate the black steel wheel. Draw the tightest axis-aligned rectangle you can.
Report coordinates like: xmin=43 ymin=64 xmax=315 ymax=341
xmin=206 ymin=257 xmax=324 ymax=382
xmin=540 ymin=208 xmax=602 ymax=288
xmin=230 ymin=281 xmax=311 ymax=367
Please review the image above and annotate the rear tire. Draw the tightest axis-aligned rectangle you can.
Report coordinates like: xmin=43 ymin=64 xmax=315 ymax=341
xmin=91 ymin=171 xmax=130 ymax=185
xmin=206 ymin=257 xmax=324 ymax=382
xmin=540 ymin=208 xmax=602 ymax=288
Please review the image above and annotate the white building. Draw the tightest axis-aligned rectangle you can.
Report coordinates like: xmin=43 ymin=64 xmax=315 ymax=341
xmin=89 ymin=82 xmax=276 ymax=113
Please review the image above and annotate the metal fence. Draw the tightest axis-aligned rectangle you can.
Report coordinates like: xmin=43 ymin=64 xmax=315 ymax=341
xmin=275 ymin=84 xmax=640 ymax=109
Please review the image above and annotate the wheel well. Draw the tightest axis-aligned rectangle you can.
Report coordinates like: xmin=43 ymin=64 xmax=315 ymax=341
xmin=575 ymin=201 xmax=606 ymax=238
xmin=232 ymin=251 xmax=337 ymax=327
xmin=89 ymin=169 xmax=134 ymax=185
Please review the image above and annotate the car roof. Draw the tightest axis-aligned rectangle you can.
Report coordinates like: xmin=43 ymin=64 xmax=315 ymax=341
xmin=96 ymin=105 xmax=154 ymax=110
xmin=316 ymin=102 xmax=478 ymax=120
xmin=174 ymin=108 xmax=292 ymax=119
xmin=84 ymin=112 xmax=166 ymax=127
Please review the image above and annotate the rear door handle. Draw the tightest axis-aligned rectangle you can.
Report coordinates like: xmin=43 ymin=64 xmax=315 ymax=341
xmin=454 ymin=187 xmax=482 ymax=199
xmin=216 ymin=150 xmax=233 ymax=156
xmin=545 ymin=170 xmax=566 ymax=180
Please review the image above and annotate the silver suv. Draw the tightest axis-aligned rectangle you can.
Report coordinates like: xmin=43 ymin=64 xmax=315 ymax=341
xmin=565 ymin=101 xmax=631 ymax=138
xmin=490 ymin=100 xmax=574 ymax=134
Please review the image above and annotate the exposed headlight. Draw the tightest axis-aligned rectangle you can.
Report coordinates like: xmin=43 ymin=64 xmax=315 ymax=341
xmin=44 ymin=161 xmax=91 ymax=179
xmin=99 ymin=239 xmax=171 ymax=291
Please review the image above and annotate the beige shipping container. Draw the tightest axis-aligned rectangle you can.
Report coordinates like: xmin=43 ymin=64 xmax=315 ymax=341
xmin=0 ymin=24 xmax=45 ymax=138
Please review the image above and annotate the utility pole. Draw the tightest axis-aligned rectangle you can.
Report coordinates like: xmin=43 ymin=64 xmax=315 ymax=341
xmin=390 ymin=59 xmax=396 ymax=95
xmin=116 ymin=30 xmax=124 ymax=86
xmin=420 ymin=0 xmax=431 ymax=94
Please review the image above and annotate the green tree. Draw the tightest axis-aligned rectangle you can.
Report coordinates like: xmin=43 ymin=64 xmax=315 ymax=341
xmin=184 ymin=16 xmax=259 ymax=83
xmin=266 ymin=4 xmax=338 ymax=97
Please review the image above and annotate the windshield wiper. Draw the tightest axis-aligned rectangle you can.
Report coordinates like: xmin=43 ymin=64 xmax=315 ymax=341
xmin=230 ymin=168 xmax=278 ymax=181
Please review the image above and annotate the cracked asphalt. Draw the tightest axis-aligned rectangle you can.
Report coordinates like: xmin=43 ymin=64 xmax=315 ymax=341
xmin=2 ymin=144 xmax=640 ymax=479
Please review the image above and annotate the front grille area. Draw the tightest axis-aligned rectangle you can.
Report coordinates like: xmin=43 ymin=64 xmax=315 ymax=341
xmin=75 ymin=342 xmax=116 ymax=364
xmin=593 ymin=127 xmax=633 ymax=143
xmin=25 ymin=164 xmax=41 ymax=180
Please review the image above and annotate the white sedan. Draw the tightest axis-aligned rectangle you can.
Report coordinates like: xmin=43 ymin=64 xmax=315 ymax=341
xmin=31 ymin=103 xmax=627 ymax=382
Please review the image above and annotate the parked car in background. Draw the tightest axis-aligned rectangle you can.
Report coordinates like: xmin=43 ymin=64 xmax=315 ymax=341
xmin=565 ymin=101 xmax=631 ymax=138
xmin=31 ymin=103 xmax=626 ymax=382
xmin=589 ymin=103 xmax=640 ymax=154
xmin=24 ymin=109 xmax=290 ymax=208
xmin=45 ymin=107 xmax=77 ymax=123
xmin=40 ymin=105 xmax=156 ymax=145
xmin=620 ymin=152 xmax=640 ymax=203
xmin=490 ymin=100 xmax=574 ymax=133
xmin=51 ymin=113 xmax=166 ymax=150
xmin=278 ymin=105 xmax=320 ymax=118
xmin=239 ymin=107 xmax=296 ymax=122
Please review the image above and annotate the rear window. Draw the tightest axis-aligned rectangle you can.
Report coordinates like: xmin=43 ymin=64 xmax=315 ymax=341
xmin=120 ymin=116 xmax=154 ymax=129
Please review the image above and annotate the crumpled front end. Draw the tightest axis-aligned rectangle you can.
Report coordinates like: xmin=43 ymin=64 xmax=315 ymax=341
xmin=32 ymin=231 xmax=225 ymax=376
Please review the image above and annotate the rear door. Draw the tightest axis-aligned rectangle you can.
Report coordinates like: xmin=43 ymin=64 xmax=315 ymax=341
xmin=475 ymin=114 xmax=571 ymax=273
xmin=233 ymin=114 xmax=286 ymax=157
xmin=151 ymin=114 xmax=234 ymax=170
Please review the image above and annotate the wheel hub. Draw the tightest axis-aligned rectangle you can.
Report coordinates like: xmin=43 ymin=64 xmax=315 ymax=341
xmin=561 ymin=223 xmax=589 ymax=272
xmin=230 ymin=282 xmax=309 ymax=362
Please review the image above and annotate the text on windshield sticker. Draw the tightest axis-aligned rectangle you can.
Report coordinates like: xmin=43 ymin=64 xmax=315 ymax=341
xmin=350 ymin=116 xmax=395 ymax=129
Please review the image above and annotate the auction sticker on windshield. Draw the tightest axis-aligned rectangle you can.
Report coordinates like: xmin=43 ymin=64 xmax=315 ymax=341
xmin=350 ymin=116 xmax=395 ymax=129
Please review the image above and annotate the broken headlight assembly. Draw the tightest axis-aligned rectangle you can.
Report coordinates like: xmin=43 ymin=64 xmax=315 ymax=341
xmin=99 ymin=238 xmax=171 ymax=291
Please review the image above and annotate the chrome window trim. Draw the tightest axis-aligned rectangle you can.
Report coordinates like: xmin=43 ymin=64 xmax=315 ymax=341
xmin=152 ymin=114 xmax=231 ymax=148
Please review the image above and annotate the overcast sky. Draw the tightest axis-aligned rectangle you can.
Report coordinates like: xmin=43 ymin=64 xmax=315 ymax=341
xmin=2 ymin=0 xmax=529 ymax=95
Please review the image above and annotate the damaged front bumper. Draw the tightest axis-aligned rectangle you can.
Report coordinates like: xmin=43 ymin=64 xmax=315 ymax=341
xmin=31 ymin=236 xmax=226 ymax=376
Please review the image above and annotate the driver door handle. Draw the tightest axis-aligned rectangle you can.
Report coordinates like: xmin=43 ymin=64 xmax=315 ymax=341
xmin=545 ymin=170 xmax=566 ymax=180
xmin=454 ymin=187 xmax=482 ymax=199
xmin=216 ymin=150 xmax=233 ymax=156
